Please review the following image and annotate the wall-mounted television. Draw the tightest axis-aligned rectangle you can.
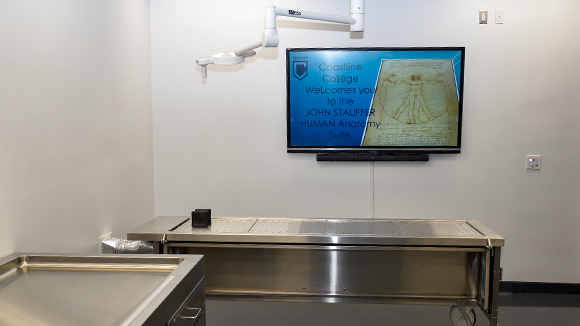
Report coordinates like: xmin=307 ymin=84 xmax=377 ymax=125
xmin=286 ymin=47 xmax=465 ymax=161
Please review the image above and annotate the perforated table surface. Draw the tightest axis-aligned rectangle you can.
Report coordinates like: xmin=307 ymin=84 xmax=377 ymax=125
xmin=129 ymin=217 xmax=503 ymax=247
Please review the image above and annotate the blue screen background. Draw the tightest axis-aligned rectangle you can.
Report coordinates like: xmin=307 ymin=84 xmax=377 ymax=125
xmin=288 ymin=49 xmax=463 ymax=147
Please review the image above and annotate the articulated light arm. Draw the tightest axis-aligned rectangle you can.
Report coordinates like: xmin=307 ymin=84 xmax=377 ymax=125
xmin=196 ymin=0 xmax=364 ymax=78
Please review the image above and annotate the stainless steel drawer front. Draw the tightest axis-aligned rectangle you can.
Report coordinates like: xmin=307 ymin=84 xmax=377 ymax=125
xmin=171 ymin=280 xmax=206 ymax=326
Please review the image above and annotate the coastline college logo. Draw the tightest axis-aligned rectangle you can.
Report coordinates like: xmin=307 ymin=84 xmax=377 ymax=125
xmin=293 ymin=61 xmax=308 ymax=80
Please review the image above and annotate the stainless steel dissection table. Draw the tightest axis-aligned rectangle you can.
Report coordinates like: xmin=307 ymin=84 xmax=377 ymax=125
xmin=0 ymin=253 xmax=206 ymax=326
xmin=128 ymin=217 xmax=504 ymax=326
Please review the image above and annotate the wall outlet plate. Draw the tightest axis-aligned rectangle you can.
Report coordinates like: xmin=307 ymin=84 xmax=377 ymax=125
xmin=496 ymin=9 xmax=505 ymax=24
xmin=479 ymin=10 xmax=488 ymax=24
xmin=99 ymin=232 xmax=112 ymax=253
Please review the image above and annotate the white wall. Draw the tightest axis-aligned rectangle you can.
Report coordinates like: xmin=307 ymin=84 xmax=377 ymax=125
xmin=0 ymin=0 xmax=154 ymax=257
xmin=152 ymin=0 xmax=580 ymax=283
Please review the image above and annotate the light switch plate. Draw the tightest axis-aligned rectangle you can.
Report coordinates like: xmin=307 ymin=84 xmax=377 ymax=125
xmin=527 ymin=155 xmax=541 ymax=170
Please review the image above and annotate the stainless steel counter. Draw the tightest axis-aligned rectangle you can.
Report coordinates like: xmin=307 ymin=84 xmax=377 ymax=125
xmin=128 ymin=217 xmax=504 ymax=326
xmin=128 ymin=216 xmax=504 ymax=247
xmin=0 ymin=253 xmax=206 ymax=326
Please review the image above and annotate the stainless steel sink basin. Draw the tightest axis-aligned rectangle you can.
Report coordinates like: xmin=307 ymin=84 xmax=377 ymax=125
xmin=0 ymin=253 xmax=205 ymax=326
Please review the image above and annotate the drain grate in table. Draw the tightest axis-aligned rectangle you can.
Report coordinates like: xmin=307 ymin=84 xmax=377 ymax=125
xmin=325 ymin=220 xmax=480 ymax=237
xmin=169 ymin=218 xmax=483 ymax=237
xmin=371 ymin=221 xmax=406 ymax=236
xmin=327 ymin=220 xmax=374 ymax=235
xmin=249 ymin=219 xmax=326 ymax=235
xmin=326 ymin=220 xmax=407 ymax=236
xmin=171 ymin=218 xmax=257 ymax=234
xmin=398 ymin=221 xmax=483 ymax=237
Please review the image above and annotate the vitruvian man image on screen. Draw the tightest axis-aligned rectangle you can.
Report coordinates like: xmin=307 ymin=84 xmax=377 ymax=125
xmin=362 ymin=59 xmax=460 ymax=147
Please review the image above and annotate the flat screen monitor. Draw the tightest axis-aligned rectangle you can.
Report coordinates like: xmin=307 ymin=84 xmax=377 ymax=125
xmin=286 ymin=47 xmax=464 ymax=156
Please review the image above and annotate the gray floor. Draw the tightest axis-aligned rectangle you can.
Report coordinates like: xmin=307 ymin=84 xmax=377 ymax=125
xmin=206 ymin=293 xmax=580 ymax=325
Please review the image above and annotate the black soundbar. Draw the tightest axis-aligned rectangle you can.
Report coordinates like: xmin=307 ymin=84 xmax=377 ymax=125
xmin=316 ymin=153 xmax=429 ymax=162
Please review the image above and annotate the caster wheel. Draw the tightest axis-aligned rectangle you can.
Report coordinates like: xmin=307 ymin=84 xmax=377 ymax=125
xmin=449 ymin=305 xmax=476 ymax=326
